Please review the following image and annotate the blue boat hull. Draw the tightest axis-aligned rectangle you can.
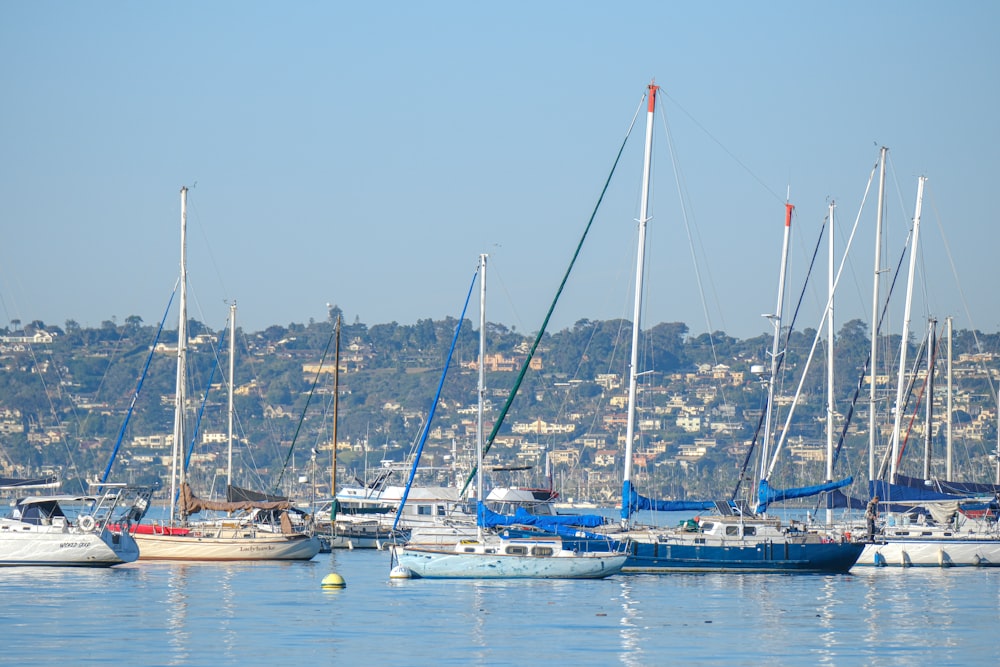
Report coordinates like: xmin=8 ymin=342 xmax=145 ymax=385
xmin=618 ymin=539 xmax=864 ymax=573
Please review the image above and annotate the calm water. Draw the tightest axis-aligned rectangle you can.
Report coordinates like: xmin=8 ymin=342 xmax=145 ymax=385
xmin=1 ymin=550 xmax=998 ymax=666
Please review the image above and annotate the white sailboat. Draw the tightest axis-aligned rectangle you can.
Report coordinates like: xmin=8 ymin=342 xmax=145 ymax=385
xmin=133 ymin=186 xmax=320 ymax=561
xmin=0 ymin=483 xmax=142 ymax=567
xmin=854 ymin=173 xmax=1000 ymax=567
xmin=390 ymin=254 xmax=626 ymax=579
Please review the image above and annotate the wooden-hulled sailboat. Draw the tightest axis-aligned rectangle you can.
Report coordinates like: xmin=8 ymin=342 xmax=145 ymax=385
xmin=133 ymin=187 xmax=320 ymax=561
xmin=390 ymin=255 xmax=626 ymax=579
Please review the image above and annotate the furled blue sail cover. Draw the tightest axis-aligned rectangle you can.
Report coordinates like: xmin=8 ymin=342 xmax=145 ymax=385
xmin=621 ymin=480 xmax=717 ymax=521
xmin=756 ymin=476 xmax=853 ymax=513
xmin=479 ymin=504 xmax=606 ymax=529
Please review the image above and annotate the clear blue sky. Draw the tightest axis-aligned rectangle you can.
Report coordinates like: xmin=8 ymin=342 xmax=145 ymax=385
xmin=2 ymin=2 xmax=997 ymax=340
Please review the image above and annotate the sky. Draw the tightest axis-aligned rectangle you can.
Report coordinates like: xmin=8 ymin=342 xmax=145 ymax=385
xmin=2 ymin=2 xmax=998 ymax=341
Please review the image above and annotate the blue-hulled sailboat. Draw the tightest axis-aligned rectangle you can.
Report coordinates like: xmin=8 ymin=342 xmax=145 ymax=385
xmin=577 ymin=81 xmax=864 ymax=573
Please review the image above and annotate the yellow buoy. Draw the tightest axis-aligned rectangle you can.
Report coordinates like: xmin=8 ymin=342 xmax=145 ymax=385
xmin=321 ymin=573 xmax=346 ymax=589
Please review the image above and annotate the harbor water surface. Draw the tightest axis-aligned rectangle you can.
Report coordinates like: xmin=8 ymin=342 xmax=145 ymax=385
xmin=2 ymin=547 xmax=998 ymax=666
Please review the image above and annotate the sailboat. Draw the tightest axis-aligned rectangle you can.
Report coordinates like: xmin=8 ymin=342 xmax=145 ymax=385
xmin=132 ymin=187 xmax=320 ymax=561
xmin=574 ymin=81 xmax=864 ymax=573
xmin=851 ymin=171 xmax=1000 ymax=567
xmin=0 ymin=479 xmax=143 ymax=567
xmin=390 ymin=254 xmax=626 ymax=579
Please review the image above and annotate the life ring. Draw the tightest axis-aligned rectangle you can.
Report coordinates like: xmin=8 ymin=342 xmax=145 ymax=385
xmin=78 ymin=515 xmax=97 ymax=532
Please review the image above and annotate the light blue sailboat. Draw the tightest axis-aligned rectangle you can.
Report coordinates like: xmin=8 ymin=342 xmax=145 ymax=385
xmin=390 ymin=254 xmax=626 ymax=579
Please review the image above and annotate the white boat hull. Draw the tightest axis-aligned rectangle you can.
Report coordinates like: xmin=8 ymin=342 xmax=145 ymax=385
xmin=857 ymin=538 xmax=1000 ymax=567
xmin=0 ymin=523 xmax=139 ymax=567
xmin=134 ymin=531 xmax=321 ymax=561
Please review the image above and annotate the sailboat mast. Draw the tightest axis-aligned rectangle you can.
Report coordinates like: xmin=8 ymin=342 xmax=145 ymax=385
xmin=476 ymin=253 xmax=487 ymax=542
xmin=170 ymin=185 xmax=189 ymax=523
xmin=946 ymin=316 xmax=953 ymax=481
xmin=621 ymin=81 xmax=657 ymax=529
xmin=869 ymin=147 xmax=887 ymax=483
xmin=923 ymin=318 xmax=936 ymax=479
xmin=760 ymin=202 xmax=794 ymax=486
xmin=889 ymin=175 xmax=926 ymax=482
xmin=331 ymin=315 xmax=341 ymax=507
xmin=227 ymin=301 xmax=236 ymax=490
xmin=826 ymin=201 xmax=835 ymax=524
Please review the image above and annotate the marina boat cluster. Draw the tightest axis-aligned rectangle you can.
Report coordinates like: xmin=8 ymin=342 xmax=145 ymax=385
xmin=5 ymin=82 xmax=1000 ymax=577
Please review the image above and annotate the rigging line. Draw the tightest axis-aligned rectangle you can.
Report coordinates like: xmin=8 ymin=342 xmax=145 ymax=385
xmin=183 ymin=326 xmax=227 ymax=476
xmin=766 ymin=185 xmax=871 ymax=480
xmin=657 ymin=85 xmax=745 ymax=450
xmin=731 ymin=392 xmax=769 ymax=501
xmin=927 ymin=191 xmax=999 ymax=405
xmin=660 ymin=90 xmax=784 ymax=204
xmin=273 ymin=322 xmax=336 ymax=493
xmin=238 ymin=324 xmax=285 ymax=464
xmin=659 ymin=94 xmax=727 ymax=339
xmin=186 ymin=192 xmax=232 ymax=304
xmin=488 ymin=255 xmax=527 ymax=337
xmin=459 ymin=90 xmax=646 ymax=496
xmin=393 ymin=266 xmax=478 ymax=532
xmin=893 ymin=331 xmax=932 ymax=469
xmin=740 ymin=208 xmax=826 ymax=495
xmin=826 ymin=236 xmax=912 ymax=487
xmin=99 ymin=287 xmax=177 ymax=486
xmin=876 ymin=324 xmax=929 ymax=480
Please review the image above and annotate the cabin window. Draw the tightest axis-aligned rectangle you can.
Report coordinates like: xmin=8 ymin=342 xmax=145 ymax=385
xmin=506 ymin=546 xmax=528 ymax=556
xmin=725 ymin=526 xmax=738 ymax=536
xmin=436 ymin=506 xmax=446 ymax=517
xmin=532 ymin=547 xmax=554 ymax=557
xmin=701 ymin=522 xmax=715 ymax=532
xmin=462 ymin=547 xmax=477 ymax=553
xmin=743 ymin=526 xmax=756 ymax=537
xmin=416 ymin=505 xmax=432 ymax=516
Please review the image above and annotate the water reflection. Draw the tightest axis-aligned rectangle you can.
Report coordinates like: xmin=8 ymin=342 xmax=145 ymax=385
xmin=616 ymin=577 xmax=644 ymax=666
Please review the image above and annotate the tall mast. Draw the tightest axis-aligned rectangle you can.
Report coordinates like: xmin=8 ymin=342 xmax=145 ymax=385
xmin=476 ymin=253 xmax=487 ymax=541
xmin=170 ymin=186 xmax=189 ymax=523
xmin=621 ymin=80 xmax=657 ymax=530
xmin=760 ymin=202 xmax=794 ymax=487
xmin=923 ymin=318 xmax=937 ymax=479
xmin=946 ymin=316 xmax=953 ymax=481
xmin=331 ymin=315 xmax=341 ymax=511
xmin=825 ymin=201 xmax=835 ymax=524
xmin=889 ymin=176 xmax=926 ymax=482
xmin=227 ymin=301 xmax=236 ymax=490
xmin=869 ymin=147 xmax=887 ymax=483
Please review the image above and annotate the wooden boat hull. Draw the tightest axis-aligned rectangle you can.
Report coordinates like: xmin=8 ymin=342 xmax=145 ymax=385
xmin=134 ymin=531 xmax=321 ymax=561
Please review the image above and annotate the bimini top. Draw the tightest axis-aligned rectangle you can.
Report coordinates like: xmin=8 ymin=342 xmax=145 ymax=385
xmin=12 ymin=494 xmax=99 ymax=506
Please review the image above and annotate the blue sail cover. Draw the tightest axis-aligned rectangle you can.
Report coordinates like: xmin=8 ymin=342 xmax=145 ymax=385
xmin=891 ymin=473 xmax=1000 ymax=497
xmin=826 ymin=488 xmax=867 ymax=510
xmin=756 ymin=476 xmax=853 ymax=513
xmin=621 ymin=480 xmax=717 ymax=520
xmin=479 ymin=504 xmax=607 ymax=529
xmin=869 ymin=479 xmax=972 ymax=503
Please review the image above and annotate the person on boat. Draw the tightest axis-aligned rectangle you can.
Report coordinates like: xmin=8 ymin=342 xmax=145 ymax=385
xmin=865 ymin=496 xmax=880 ymax=539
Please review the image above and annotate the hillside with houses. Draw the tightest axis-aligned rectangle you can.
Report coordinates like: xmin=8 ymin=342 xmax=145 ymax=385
xmin=1 ymin=312 xmax=999 ymax=504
